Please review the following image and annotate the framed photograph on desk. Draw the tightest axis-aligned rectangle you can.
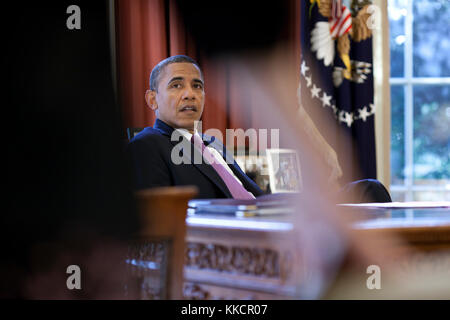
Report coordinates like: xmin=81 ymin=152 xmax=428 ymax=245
xmin=266 ymin=149 xmax=302 ymax=193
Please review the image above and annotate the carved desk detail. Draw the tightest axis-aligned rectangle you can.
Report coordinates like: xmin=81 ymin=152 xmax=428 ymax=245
xmin=131 ymin=208 xmax=450 ymax=299
xmin=185 ymin=242 xmax=292 ymax=278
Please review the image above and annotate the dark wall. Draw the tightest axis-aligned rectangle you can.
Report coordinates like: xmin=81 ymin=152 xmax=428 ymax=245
xmin=175 ymin=1 xmax=293 ymax=56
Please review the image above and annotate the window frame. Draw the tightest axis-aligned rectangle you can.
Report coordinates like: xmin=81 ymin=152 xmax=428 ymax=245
xmin=388 ymin=0 xmax=450 ymax=201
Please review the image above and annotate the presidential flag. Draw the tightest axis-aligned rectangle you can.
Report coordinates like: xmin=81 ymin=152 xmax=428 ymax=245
xmin=299 ymin=0 xmax=377 ymax=184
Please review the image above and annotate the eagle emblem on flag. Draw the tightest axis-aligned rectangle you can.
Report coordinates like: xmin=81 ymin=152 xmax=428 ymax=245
xmin=300 ymin=0 xmax=378 ymax=181
xmin=309 ymin=0 xmax=374 ymax=87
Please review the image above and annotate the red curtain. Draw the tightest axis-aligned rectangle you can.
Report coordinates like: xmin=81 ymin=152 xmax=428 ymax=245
xmin=115 ymin=0 xmax=300 ymax=140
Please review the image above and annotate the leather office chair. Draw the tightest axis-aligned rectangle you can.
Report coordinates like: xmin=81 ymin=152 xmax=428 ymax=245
xmin=126 ymin=127 xmax=144 ymax=141
xmin=127 ymin=186 xmax=198 ymax=299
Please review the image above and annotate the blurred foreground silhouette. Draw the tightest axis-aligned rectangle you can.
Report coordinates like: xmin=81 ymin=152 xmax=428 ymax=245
xmin=2 ymin=1 xmax=139 ymax=298
xmin=173 ymin=0 xmax=450 ymax=299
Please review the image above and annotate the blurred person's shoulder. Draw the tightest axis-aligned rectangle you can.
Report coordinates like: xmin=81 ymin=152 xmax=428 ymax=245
xmin=129 ymin=126 xmax=167 ymax=145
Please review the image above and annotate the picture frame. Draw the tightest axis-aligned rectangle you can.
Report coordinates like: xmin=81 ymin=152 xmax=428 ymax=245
xmin=266 ymin=149 xmax=302 ymax=193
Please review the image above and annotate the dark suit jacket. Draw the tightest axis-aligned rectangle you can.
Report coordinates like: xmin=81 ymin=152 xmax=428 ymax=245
xmin=127 ymin=119 xmax=264 ymax=199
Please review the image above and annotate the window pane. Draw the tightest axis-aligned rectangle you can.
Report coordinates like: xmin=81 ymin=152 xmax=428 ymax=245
xmin=413 ymin=85 xmax=450 ymax=184
xmin=389 ymin=0 xmax=407 ymax=77
xmin=414 ymin=191 xmax=450 ymax=201
xmin=391 ymin=85 xmax=406 ymax=185
xmin=413 ymin=0 xmax=450 ymax=77
xmin=391 ymin=191 xmax=406 ymax=202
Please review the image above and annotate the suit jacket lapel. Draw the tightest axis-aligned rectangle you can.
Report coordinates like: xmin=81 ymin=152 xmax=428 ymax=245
xmin=178 ymin=137 xmax=233 ymax=198
xmin=154 ymin=119 xmax=233 ymax=198
xmin=206 ymin=136 xmax=258 ymax=192
xmin=204 ymin=135 xmax=256 ymax=193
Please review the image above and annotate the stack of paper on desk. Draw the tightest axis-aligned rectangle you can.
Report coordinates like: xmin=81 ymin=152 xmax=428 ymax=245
xmin=337 ymin=201 xmax=450 ymax=209
xmin=188 ymin=193 xmax=299 ymax=217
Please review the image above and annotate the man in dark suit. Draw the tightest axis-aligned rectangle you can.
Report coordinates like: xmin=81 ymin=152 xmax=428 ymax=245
xmin=127 ymin=55 xmax=263 ymax=199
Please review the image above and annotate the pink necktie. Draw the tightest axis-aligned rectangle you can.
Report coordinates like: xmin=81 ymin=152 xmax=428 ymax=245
xmin=191 ymin=134 xmax=254 ymax=199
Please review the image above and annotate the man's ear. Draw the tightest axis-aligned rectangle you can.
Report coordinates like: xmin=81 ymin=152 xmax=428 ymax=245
xmin=145 ymin=90 xmax=158 ymax=111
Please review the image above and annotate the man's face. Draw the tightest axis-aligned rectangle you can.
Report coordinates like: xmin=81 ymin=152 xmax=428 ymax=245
xmin=146 ymin=62 xmax=205 ymax=132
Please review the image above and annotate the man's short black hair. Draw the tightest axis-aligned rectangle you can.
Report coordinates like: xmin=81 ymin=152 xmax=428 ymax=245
xmin=149 ymin=55 xmax=203 ymax=91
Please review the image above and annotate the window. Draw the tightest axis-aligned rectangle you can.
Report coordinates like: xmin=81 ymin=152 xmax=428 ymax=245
xmin=389 ymin=0 xmax=450 ymax=201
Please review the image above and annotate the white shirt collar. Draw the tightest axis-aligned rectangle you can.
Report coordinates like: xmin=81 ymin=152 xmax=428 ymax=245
xmin=175 ymin=128 xmax=202 ymax=143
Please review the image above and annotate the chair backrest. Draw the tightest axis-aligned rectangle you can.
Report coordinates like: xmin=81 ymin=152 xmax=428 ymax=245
xmin=127 ymin=127 xmax=144 ymax=141
xmin=128 ymin=186 xmax=197 ymax=299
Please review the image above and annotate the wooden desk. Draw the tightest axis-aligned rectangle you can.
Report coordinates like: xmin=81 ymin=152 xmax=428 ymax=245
xmin=183 ymin=207 xmax=450 ymax=299
xmin=351 ymin=208 xmax=450 ymax=250
xmin=184 ymin=215 xmax=297 ymax=299
xmin=127 ymin=206 xmax=450 ymax=299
